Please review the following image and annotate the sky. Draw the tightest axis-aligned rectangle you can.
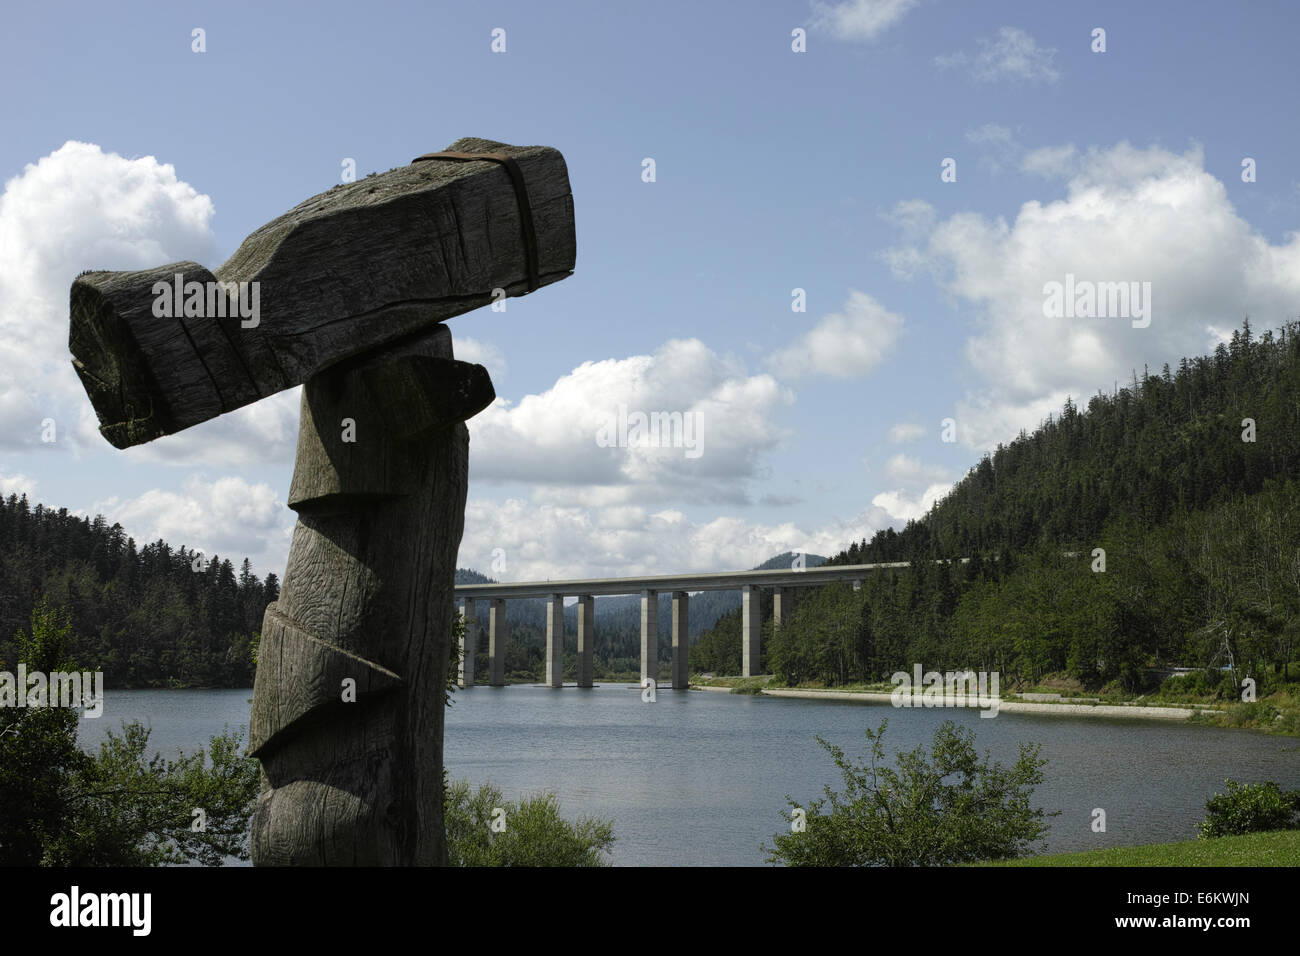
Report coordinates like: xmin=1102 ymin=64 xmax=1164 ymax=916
xmin=1 ymin=0 xmax=1298 ymax=582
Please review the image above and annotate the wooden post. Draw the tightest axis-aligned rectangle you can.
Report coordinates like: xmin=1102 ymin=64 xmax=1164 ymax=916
xmin=247 ymin=322 xmax=488 ymax=865
xmin=66 ymin=137 xmax=576 ymax=866
xmin=69 ymin=137 xmax=575 ymax=449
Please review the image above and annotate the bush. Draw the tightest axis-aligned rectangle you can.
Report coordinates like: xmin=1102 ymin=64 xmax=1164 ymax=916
xmin=764 ymin=719 xmax=1054 ymax=866
xmin=0 ymin=602 xmax=259 ymax=865
xmin=443 ymin=778 xmax=614 ymax=866
xmin=1199 ymin=779 xmax=1300 ymax=838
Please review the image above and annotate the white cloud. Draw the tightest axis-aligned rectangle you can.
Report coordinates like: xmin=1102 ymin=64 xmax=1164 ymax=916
xmin=0 ymin=470 xmax=37 ymax=498
xmin=884 ymin=453 xmax=949 ymax=484
xmin=0 ymin=141 xmax=218 ymax=453
xmin=879 ymin=201 xmax=940 ymax=279
xmin=881 ymin=199 xmax=937 ymax=241
xmin=966 ymin=123 xmax=1020 ymax=174
xmin=455 ymin=336 xmax=508 ymax=380
xmin=872 ymin=482 xmax=953 ymax=523
xmin=122 ymin=388 xmax=301 ymax=468
xmin=888 ymin=422 xmax=925 ymax=443
xmin=93 ymin=474 xmax=292 ymax=577
xmin=1022 ymin=144 xmax=1078 ymax=177
xmin=468 ymin=338 xmax=794 ymax=505
xmin=459 ymin=496 xmax=896 ymax=581
xmin=883 ymin=141 xmax=1300 ymax=450
xmin=936 ymin=26 xmax=1061 ymax=84
xmin=1206 ymin=324 xmax=1235 ymax=346
xmin=767 ymin=290 xmax=903 ymax=380
xmin=810 ymin=0 xmax=918 ymax=41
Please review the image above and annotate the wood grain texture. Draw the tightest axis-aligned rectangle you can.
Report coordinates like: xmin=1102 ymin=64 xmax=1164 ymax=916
xmin=249 ymin=321 xmax=471 ymax=866
xmin=69 ymin=137 xmax=573 ymax=448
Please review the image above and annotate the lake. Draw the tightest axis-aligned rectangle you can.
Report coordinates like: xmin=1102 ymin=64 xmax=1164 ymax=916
xmin=77 ymin=684 xmax=1300 ymax=866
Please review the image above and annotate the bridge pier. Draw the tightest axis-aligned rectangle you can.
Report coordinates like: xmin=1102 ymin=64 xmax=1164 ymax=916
xmin=742 ymin=584 xmax=761 ymax=677
xmin=772 ymin=586 xmax=793 ymax=632
xmin=458 ymin=598 xmax=476 ymax=688
xmin=671 ymin=591 xmax=689 ymax=688
xmin=641 ymin=588 xmax=658 ymax=684
xmin=489 ymin=597 xmax=507 ymax=686
xmin=577 ymin=594 xmax=594 ymax=687
xmin=546 ymin=593 xmax=564 ymax=688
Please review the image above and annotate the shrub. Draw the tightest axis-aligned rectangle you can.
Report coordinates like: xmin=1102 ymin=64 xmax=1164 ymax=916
xmin=1199 ymin=779 xmax=1300 ymax=838
xmin=443 ymin=778 xmax=614 ymax=866
xmin=764 ymin=719 xmax=1054 ymax=866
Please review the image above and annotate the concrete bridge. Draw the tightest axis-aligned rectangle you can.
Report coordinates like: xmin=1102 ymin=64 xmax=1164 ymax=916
xmin=454 ymin=562 xmax=910 ymax=688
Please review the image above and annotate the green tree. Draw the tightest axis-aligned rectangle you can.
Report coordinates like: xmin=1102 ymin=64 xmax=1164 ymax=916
xmin=443 ymin=778 xmax=614 ymax=866
xmin=764 ymin=719 xmax=1054 ymax=866
xmin=0 ymin=602 xmax=84 ymax=863
xmin=43 ymin=722 xmax=258 ymax=866
xmin=0 ymin=601 xmax=260 ymax=866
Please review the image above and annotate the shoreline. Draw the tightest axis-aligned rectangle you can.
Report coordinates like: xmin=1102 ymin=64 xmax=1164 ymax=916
xmin=694 ymin=684 xmax=1199 ymax=720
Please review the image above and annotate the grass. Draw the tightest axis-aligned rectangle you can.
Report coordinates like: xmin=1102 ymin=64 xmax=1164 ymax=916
xmin=977 ymin=829 xmax=1300 ymax=866
xmin=691 ymin=674 xmax=776 ymax=693
xmin=1189 ymin=691 xmax=1300 ymax=735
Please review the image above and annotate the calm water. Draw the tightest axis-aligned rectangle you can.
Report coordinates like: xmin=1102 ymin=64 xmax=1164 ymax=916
xmin=79 ymin=685 xmax=1300 ymax=866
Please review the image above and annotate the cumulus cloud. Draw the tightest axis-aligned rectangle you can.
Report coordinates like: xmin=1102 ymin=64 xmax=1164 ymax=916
xmin=810 ymin=0 xmax=918 ymax=41
xmin=0 ymin=470 xmax=37 ymax=498
xmin=458 ymin=496 xmax=897 ymax=581
xmin=884 ymin=141 xmax=1300 ymax=450
xmin=767 ymin=290 xmax=903 ymax=380
xmin=123 ymin=389 xmax=301 ymax=467
xmin=0 ymin=141 xmax=219 ymax=453
xmin=1021 ymin=144 xmax=1078 ymax=177
xmin=872 ymin=482 xmax=953 ymax=523
xmin=888 ymin=422 xmax=925 ymax=443
xmin=884 ymin=453 xmax=949 ymax=484
xmin=93 ymin=475 xmax=292 ymax=577
xmin=468 ymin=338 xmax=794 ymax=505
xmin=936 ymin=26 xmax=1060 ymax=84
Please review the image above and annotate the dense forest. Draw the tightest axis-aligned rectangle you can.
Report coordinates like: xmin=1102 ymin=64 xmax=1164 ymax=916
xmin=0 ymin=500 xmax=274 ymax=687
xmin=697 ymin=319 xmax=1300 ymax=694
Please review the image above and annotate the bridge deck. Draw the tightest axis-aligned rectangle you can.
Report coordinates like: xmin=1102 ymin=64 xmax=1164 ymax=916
xmin=454 ymin=561 xmax=916 ymax=599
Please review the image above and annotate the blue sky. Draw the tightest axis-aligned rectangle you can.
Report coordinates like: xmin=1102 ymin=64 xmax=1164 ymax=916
xmin=2 ymin=0 xmax=1298 ymax=580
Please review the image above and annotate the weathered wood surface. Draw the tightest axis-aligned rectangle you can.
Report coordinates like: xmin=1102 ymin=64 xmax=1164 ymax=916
xmin=249 ymin=321 xmax=478 ymax=866
xmin=69 ymin=137 xmax=574 ymax=448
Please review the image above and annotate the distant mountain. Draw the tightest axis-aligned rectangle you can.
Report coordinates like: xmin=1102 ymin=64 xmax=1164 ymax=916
xmin=455 ymin=567 xmax=496 ymax=586
xmin=753 ymin=551 xmax=827 ymax=571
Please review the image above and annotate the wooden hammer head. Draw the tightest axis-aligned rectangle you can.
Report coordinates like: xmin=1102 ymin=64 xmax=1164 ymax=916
xmin=68 ymin=137 xmax=575 ymax=448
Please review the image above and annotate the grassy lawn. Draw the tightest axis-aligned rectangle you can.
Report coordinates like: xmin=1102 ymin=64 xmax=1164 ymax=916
xmin=977 ymin=829 xmax=1300 ymax=866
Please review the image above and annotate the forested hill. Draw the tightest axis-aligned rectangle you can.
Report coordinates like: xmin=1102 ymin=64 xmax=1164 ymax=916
xmin=834 ymin=318 xmax=1300 ymax=565
xmin=0 ymin=498 xmax=274 ymax=688
xmin=731 ymin=317 xmax=1298 ymax=693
